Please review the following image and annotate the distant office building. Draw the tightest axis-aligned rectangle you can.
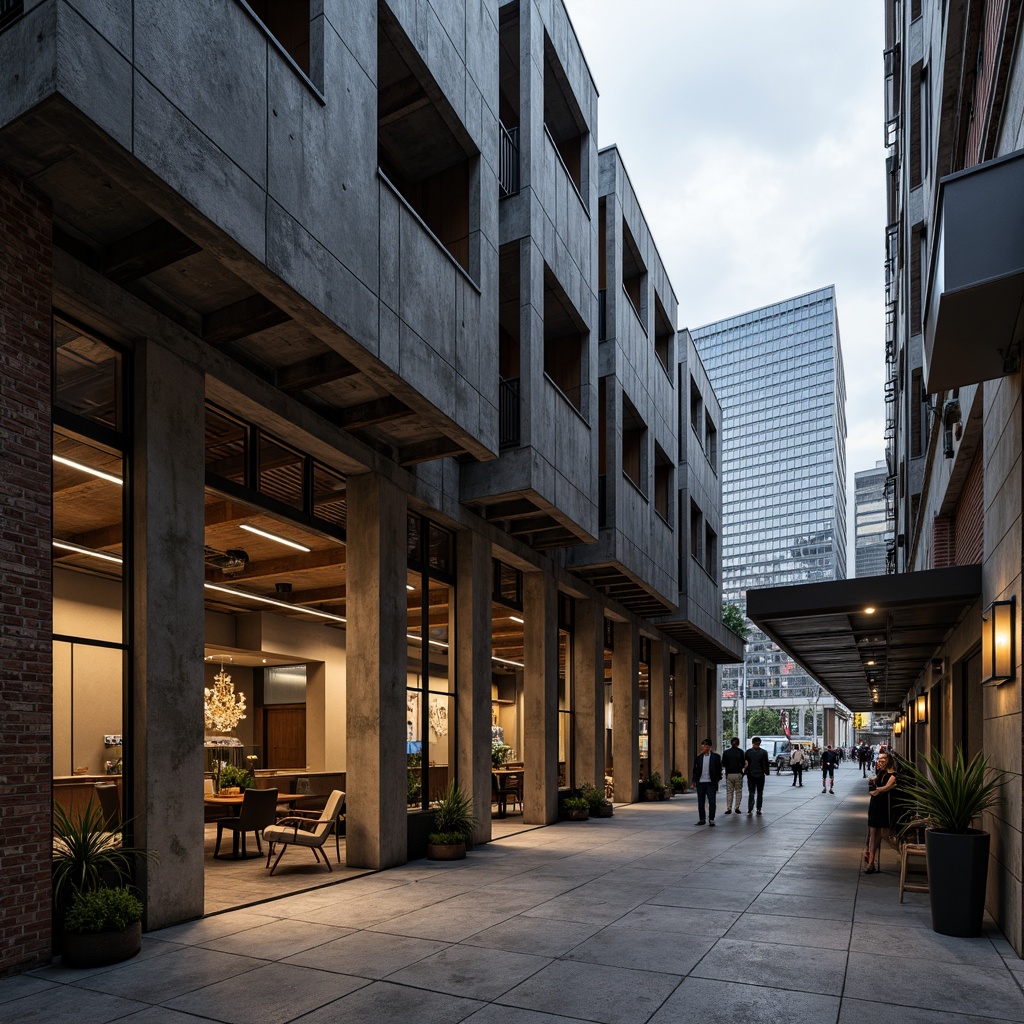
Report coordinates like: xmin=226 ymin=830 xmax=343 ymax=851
xmin=693 ymin=286 xmax=848 ymax=731
xmin=854 ymin=460 xmax=892 ymax=577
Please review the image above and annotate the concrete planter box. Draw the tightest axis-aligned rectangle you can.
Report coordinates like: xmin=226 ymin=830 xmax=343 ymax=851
xmin=61 ymin=921 xmax=142 ymax=968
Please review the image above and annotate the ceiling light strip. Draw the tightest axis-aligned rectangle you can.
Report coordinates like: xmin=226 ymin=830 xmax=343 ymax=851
xmin=239 ymin=523 xmax=311 ymax=552
xmin=52 ymin=454 xmax=123 ymax=486
xmin=204 ymin=583 xmax=346 ymax=623
xmin=52 ymin=540 xmax=124 ymax=564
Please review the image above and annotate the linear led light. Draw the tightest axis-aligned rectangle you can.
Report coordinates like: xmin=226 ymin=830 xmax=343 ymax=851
xmin=204 ymin=583 xmax=346 ymax=623
xmin=492 ymin=655 xmax=524 ymax=669
xmin=406 ymin=632 xmax=450 ymax=650
xmin=53 ymin=540 xmax=123 ymax=564
xmin=509 ymin=615 xmax=524 ymax=624
xmin=52 ymin=454 xmax=123 ymax=486
xmin=239 ymin=523 xmax=311 ymax=552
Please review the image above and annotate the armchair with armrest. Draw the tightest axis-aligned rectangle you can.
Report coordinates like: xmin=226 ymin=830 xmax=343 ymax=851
xmin=262 ymin=789 xmax=345 ymax=875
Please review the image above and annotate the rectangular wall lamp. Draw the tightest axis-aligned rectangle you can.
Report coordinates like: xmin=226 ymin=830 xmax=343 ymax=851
xmin=981 ymin=596 xmax=1016 ymax=685
xmin=915 ymin=693 xmax=928 ymax=724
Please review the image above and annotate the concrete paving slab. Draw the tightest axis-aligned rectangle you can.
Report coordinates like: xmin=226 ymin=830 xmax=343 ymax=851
xmin=692 ymin=936 xmax=849 ymax=996
xmin=283 ymin=930 xmax=451 ymax=978
xmin=462 ymin=914 xmax=604 ymax=957
xmin=296 ymin=979 xmax=484 ymax=1024
xmin=386 ymin=943 xmax=550 ymax=1000
xmin=649 ymin=976 xmax=841 ymax=1024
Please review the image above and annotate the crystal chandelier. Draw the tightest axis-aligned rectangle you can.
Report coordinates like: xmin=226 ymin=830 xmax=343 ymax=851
xmin=204 ymin=660 xmax=247 ymax=732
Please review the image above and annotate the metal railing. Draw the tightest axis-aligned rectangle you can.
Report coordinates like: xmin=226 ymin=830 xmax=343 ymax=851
xmin=499 ymin=376 xmax=520 ymax=448
xmin=499 ymin=122 xmax=520 ymax=198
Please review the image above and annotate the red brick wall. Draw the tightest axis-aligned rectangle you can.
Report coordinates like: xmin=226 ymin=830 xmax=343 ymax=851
xmin=0 ymin=164 xmax=53 ymax=975
xmin=932 ymin=515 xmax=954 ymax=569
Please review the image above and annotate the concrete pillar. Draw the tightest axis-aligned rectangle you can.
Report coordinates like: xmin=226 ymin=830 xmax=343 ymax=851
xmin=573 ymin=598 xmax=604 ymax=792
xmin=523 ymin=570 xmax=558 ymax=823
xmin=132 ymin=340 xmax=206 ymax=929
xmin=456 ymin=529 xmax=492 ymax=842
xmin=345 ymin=473 xmax=407 ymax=868
xmin=612 ymin=619 xmax=639 ymax=802
xmin=649 ymin=639 xmax=670 ymax=783
xmin=672 ymin=651 xmax=690 ymax=777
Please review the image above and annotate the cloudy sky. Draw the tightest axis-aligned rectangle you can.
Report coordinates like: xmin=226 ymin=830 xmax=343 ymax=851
xmin=564 ymin=0 xmax=885 ymax=557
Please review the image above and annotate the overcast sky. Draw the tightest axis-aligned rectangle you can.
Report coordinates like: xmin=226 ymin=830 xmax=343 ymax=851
xmin=564 ymin=0 xmax=886 ymax=561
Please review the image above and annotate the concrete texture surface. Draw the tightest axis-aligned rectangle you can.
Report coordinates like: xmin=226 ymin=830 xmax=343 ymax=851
xmin=6 ymin=762 xmax=1024 ymax=1023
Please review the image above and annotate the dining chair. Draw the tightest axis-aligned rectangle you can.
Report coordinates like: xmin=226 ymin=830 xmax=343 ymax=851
xmin=262 ymin=789 xmax=345 ymax=875
xmin=94 ymin=782 xmax=121 ymax=831
xmin=214 ymin=787 xmax=279 ymax=859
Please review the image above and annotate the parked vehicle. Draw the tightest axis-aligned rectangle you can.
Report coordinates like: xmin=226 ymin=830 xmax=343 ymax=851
xmin=758 ymin=737 xmax=816 ymax=774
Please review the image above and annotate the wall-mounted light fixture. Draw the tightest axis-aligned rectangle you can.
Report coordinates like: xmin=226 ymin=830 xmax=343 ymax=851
xmin=893 ymin=717 xmax=903 ymax=736
xmin=915 ymin=693 xmax=928 ymax=724
xmin=981 ymin=596 xmax=1016 ymax=685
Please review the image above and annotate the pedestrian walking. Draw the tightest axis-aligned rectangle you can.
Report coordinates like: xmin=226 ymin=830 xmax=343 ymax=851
xmin=821 ymin=744 xmax=839 ymax=793
xmin=789 ymin=743 xmax=806 ymax=787
xmin=744 ymin=736 xmax=770 ymax=815
xmin=857 ymin=742 xmax=871 ymax=776
xmin=692 ymin=738 xmax=722 ymax=826
xmin=721 ymin=736 xmax=745 ymax=813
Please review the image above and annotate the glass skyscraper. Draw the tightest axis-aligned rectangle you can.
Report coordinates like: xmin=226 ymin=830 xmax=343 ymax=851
xmin=854 ymin=460 xmax=892 ymax=577
xmin=693 ymin=286 xmax=847 ymax=710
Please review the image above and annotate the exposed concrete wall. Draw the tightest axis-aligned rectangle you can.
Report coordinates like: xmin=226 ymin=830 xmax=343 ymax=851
xmin=132 ymin=340 xmax=206 ymax=929
xmin=612 ymin=619 xmax=639 ymax=801
xmin=572 ymin=598 xmax=605 ymax=791
xmin=523 ymin=570 xmax=559 ymax=823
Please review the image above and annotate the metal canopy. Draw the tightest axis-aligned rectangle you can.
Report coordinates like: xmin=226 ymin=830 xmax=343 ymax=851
xmin=746 ymin=565 xmax=981 ymax=712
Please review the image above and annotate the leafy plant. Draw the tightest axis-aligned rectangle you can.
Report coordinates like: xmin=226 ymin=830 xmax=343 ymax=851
xmin=900 ymin=746 xmax=1007 ymax=833
xmin=562 ymin=796 xmax=589 ymax=812
xmin=428 ymin=831 xmax=467 ymax=846
xmin=578 ymin=784 xmax=604 ymax=810
xmin=216 ymin=763 xmax=254 ymax=790
xmin=647 ymin=771 xmax=666 ymax=795
xmin=722 ymin=603 xmax=750 ymax=641
xmin=491 ymin=741 xmax=514 ymax=768
xmin=52 ymin=803 xmax=153 ymax=915
xmin=431 ymin=780 xmax=477 ymax=841
xmin=64 ymin=886 xmax=143 ymax=934
xmin=670 ymin=773 xmax=687 ymax=792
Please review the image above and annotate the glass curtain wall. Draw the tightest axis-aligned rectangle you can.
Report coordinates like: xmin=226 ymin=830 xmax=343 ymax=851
xmin=407 ymin=516 xmax=455 ymax=808
xmin=52 ymin=317 xmax=129 ymax=825
xmin=491 ymin=560 xmax=524 ymax=769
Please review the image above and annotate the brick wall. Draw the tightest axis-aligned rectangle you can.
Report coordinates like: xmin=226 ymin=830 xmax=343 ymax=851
xmin=0 ymin=164 xmax=53 ymax=975
xmin=955 ymin=451 xmax=984 ymax=566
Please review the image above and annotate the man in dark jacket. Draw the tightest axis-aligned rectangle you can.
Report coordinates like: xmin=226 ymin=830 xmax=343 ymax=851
xmin=721 ymin=736 xmax=746 ymax=813
xmin=821 ymin=744 xmax=839 ymax=793
xmin=744 ymin=737 xmax=770 ymax=815
xmin=692 ymin=738 xmax=723 ymax=826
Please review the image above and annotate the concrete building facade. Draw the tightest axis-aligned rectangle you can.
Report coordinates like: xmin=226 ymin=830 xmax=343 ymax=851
xmin=0 ymin=0 xmax=741 ymax=976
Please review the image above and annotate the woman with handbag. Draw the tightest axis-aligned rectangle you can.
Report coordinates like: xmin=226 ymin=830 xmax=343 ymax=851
xmin=864 ymin=751 xmax=898 ymax=873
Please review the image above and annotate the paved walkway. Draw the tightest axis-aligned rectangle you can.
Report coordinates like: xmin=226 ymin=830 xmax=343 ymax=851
xmin=5 ymin=763 xmax=1024 ymax=1024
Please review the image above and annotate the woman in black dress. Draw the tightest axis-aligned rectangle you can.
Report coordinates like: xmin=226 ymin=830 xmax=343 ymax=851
xmin=865 ymin=751 xmax=898 ymax=873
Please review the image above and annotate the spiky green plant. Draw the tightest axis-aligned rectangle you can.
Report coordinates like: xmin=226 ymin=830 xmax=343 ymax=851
xmin=431 ymin=780 xmax=477 ymax=840
xmin=900 ymin=746 xmax=1007 ymax=833
xmin=52 ymin=802 xmax=152 ymax=914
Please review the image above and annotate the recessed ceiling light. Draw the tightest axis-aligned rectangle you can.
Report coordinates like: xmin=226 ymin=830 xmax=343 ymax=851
xmin=52 ymin=540 xmax=123 ymax=564
xmin=406 ymin=584 xmax=415 ymax=592
xmin=52 ymin=454 xmax=123 ymax=486
xmin=239 ymin=523 xmax=311 ymax=552
xmin=864 ymin=606 xmax=876 ymax=614
xmin=866 ymin=660 xmax=876 ymax=666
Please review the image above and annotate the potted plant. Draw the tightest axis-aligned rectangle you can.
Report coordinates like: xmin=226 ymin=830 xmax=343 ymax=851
xmin=427 ymin=780 xmax=477 ymax=860
xmin=670 ymin=773 xmax=688 ymax=794
xmin=53 ymin=801 xmax=154 ymax=966
xmin=61 ymin=886 xmax=144 ymax=968
xmin=642 ymin=771 xmax=667 ymax=801
xmin=580 ymin=783 xmax=613 ymax=818
xmin=214 ymin=761 xmax=254 ymax=795
xmin=562 ymin=796 xmax=590 ymax=821
xmin=901 ymin=746 xmax=1007 ymax=937
xmin=491 ymin=739 xmax=514 ymax=769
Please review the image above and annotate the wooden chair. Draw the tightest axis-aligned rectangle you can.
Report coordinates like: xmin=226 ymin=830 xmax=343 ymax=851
xmin=214 ymin=787 xmax=279 ymax=859
xmin=898 ymin=818 xmax=932 ymax=903
xmin=497 ymin=772 xmax=523 ymax=815
xmin=262 ymin=789 xmax=345 ymax=875
xmin=94 ymin=782 xmax=121 ymax=831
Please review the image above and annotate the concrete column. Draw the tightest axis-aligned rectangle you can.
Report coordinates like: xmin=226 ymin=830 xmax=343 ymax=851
xmin=672 ymin=650 xmax=691 ymax=778
xmin=456 ymin=529 xmax=492 ymax=842
xmin=649 ymin=639 xmax=670 ymax=783
xmin=523 ymin=571 xmax=558 ymax=823
xmin=612 ymin=619 xmax=639 ymax=802
xmin=572 ymin=599 xmax=604 ymax=792
xmin=132 ymin=340 xmax=206 ymax=929
xmin=345 ymin=473 xmax=407 ymax=868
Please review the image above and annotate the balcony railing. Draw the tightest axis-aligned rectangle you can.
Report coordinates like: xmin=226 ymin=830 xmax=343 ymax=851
xmin=499 ymin=376 xmax=520 ymax=448
xmin=499 ymin=122 xmax=519 ymax=198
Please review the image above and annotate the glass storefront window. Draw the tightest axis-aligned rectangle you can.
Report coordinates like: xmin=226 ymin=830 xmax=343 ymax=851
xmin=54 ymin=319 xmax=122 ymax=431
xmin=259 ymin=435 xmax=304 ymax=510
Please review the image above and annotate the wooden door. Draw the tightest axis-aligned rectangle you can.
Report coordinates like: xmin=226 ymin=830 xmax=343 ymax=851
xmin=265 ymin=706 xmax=306 ymax=769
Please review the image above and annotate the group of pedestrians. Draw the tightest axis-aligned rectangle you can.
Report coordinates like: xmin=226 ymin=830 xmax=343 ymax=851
xmin=691 ymin=736 xmax=770 ymax=826
xmin=691 ymin=739 xmax=848 ymax=826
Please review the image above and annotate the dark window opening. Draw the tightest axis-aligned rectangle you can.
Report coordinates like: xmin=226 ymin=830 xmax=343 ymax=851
xmin=689 ymin=376 xmax=702 ymax=434
xmin=543 ymin=266 xmax=587 ymax=413
xmin=654 ymin=445 xmax=671 ymax=522
xmin=378 ymin=4 xmax=477 ymax=275
xmin=653 ymin=293 xmax=673 ymax=373
xmin=705 ymin=523 xmax=717 ymax=579
xmin=690 ymin=500 xmax=703 ymax=563
xmin=543 ymin=33 xmax=587 ymax=199
xmin=621 ymin=219 xmax=646 ymax=329
xmin=499 ymin=243 xmax=522 ymax=447
xmin=245 ymin=1 xmax=311 ymax=77
xmin=704 ymin=412 xmax=717 ymax=468
xmin=622 ymin=395 xmax=646 ymax=493
xmin=498 ymin=3 xmax=521 ymax=196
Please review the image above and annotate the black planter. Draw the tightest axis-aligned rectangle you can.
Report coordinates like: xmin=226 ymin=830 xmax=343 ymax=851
xmin=61 ymin=921 xmax=142 ymax=968
xmin=926 ymin=828 xmax=990 ymax=937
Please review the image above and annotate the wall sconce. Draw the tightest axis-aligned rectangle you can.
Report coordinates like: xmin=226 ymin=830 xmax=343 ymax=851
xmin=981 ymin=596 xmax=1016 ymax=685
xmin=893 ymin=717 xmax=903 ymax=736
xmin=915 ymin=693 xmax=928 ymax=724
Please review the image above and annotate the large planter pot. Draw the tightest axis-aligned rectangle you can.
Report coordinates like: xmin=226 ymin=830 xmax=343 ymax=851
xmin=926 ymin=828 xmax=990 ymax=937
xmin=593 ymin=803 xmax=614 ymax=818
xmin=61 ymin=921 xmax=142 ymax=968
xmin=565 ymin=808 xmax=589 ymax=821
xmin=427 ymin=841 xmax=466 ymax=861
